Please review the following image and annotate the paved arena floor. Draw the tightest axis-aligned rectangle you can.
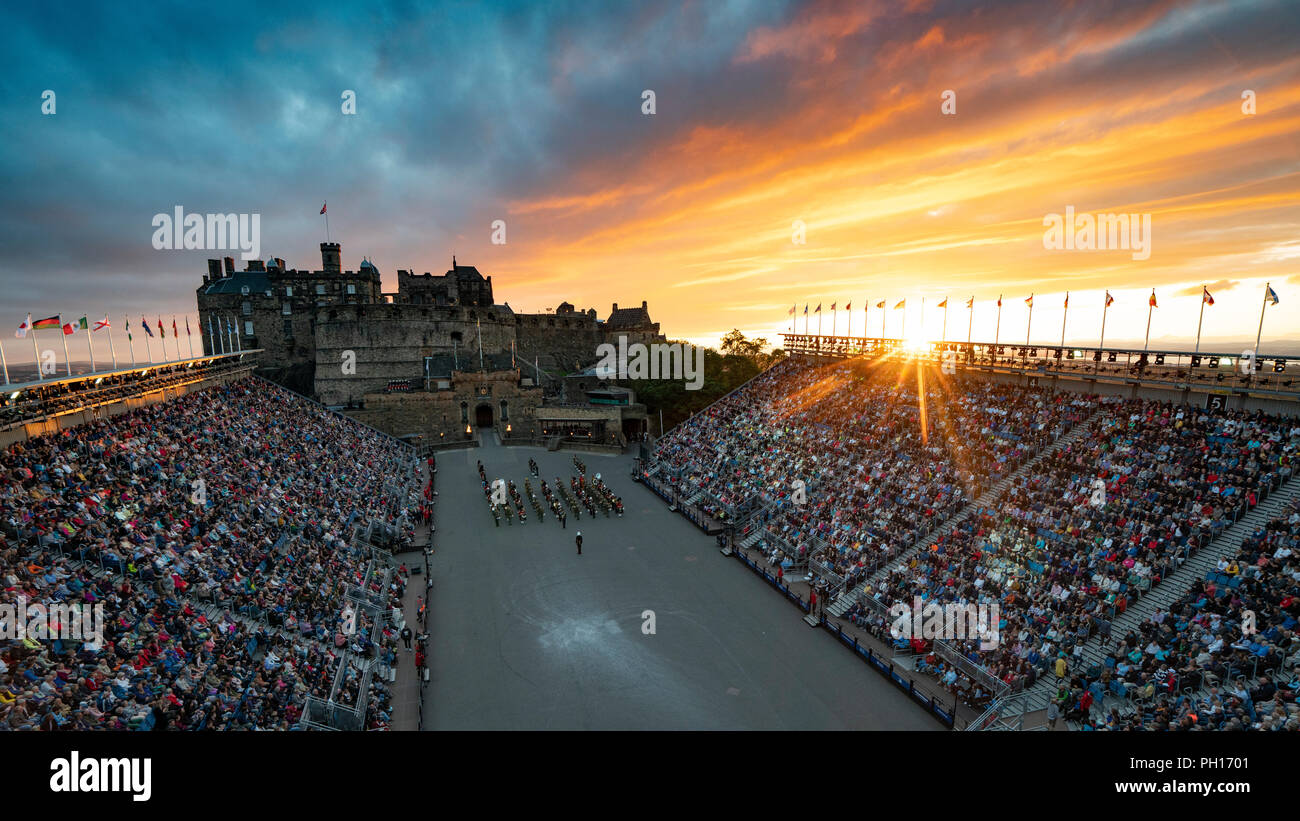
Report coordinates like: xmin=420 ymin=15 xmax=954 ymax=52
xmin=423 ymin=438 xmax=938 ymax=730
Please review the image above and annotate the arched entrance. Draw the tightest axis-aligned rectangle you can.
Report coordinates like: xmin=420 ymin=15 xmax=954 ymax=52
xmin=475 ymin=404 xmax=494 ymax=428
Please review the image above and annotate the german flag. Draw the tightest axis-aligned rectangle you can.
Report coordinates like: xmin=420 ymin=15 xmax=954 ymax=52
xmin=32 ymin=315 xmax=61 ymax=329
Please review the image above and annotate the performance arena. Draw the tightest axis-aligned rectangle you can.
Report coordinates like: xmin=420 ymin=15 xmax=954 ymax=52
xmin=2 ymin=346 xmax=1297 ymax=732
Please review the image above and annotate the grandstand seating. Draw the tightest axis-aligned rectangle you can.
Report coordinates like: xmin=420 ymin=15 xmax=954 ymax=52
xmin=0 ymin=377 xmax=420 ymax=730
xmin=653 ymin=356 xmax=1300 ymax=729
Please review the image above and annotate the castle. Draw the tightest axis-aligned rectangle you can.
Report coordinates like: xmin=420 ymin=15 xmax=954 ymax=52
xmin=195 ymin=242 xmax=662 ymax=443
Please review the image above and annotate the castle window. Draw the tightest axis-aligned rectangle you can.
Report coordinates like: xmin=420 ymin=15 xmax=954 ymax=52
xmin=316 ymin=284 xmax=326 ymax=295
xmin=283 ymin=319 xmax=293 ymax=337
xmin=285 ymin=286 xmax=293 ymax=297
xmin=281 ymin=302 xmax=292 ymax=315
xmin=241 ymin=300 xmax=251 ymax=316
xmin=347 ymin=284 xmax=356 ymax=295
xmin=243 ymin=321 xmax=254 ymax=336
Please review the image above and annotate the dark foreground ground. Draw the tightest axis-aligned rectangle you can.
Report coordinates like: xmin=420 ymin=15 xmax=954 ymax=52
xmin=423 ymin=437 xmax=937 ymax=730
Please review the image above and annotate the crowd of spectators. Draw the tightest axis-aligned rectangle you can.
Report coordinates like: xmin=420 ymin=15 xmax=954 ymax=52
xmin=655 ymin=358 xmax=1096 ymax=583
xmin=1 ymin=377 xmax=419 ymax=730
xmin=863 ymin=398 xmax=1300 ymax=722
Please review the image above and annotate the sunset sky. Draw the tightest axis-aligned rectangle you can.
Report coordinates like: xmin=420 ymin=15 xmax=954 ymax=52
xmin=2 ymin=0 xmax=1298 ymax=363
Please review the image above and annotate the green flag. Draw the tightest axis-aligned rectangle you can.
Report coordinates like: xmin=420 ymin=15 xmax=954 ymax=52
xmin=76 ymin=316 xmax=89 ymax=330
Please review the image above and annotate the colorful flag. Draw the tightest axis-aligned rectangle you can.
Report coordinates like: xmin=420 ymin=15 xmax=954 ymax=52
xmin=1149 ymin=291 xmax=1158 ymax=308
xmin=94 ymin=317 xmax=110 ymax=331
xmin=894 ymin=299 xmax=905 ymax=309
xmin=127 ymin=316 xmax=133 ymax=341
xmin=61 ymin=321 xmax=76 ymax=336
xmin=1268 ymin=285 xmax=1279 ymax=305
xmin=1024 ymin=296 xmax=1033 ymax=307
xmin=185 ymin=317 xmax=192 ymax=336
xmin=937 ymin=298 xmax=948 ymax=308
xmin=32 ymin=315 xmax=61 ymax=329
xmin=845 ymin=301 xmax=851 ymax=311
xmin=804 ymin=304 xmax=808 ymax=314
xmin=997 ymin=296 xmax=1003 ymax=307
xmin=788 ymin=305 xmax=795 ymax=316
xmin=815 ymin=303 xmax=821 ymax=312
xmin=876 ymin=300 xmax=885 ymax=309
xmin=1105 ymin=291 xmax=1114 ymax=307
xmin=15 ymin=314 xmax=32 ymax=338
xmin=142 ymin=316 xmax=154 ymax=337
xmin=1202 ymin=286 xmax=1214 ymax=306
xmin=158 ymin=318 xmax=166 ymax=338
xmin=830 ymin=302 xmax=836 ymax=311
xmin=1063 ymin=293 xmax=1069 ymax=308
xmin=172 ymin=317 xmax=178 ymax=337
xmin=965 ymin=297 xmax=974 ymax=309
xmin=320 ymin=202 xmax=327 ymax=215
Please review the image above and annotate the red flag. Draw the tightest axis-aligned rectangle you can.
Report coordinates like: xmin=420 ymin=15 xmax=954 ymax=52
xmin=1149 ymin=291 xmax=1158 ymax=308
xmin=173 ymin=317 xmax=179 ymax=337
xmin=320 ymin=202 xmax=327 ymax=215
xmin=1202 ymin=286 xmax=1215 ymax=305
xmin=1105 ymin=291 xmax=1114 ymax=307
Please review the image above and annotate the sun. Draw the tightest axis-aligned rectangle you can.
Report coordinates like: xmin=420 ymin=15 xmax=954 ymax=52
xmin=903 ymin=336 xmax=930 ymax=353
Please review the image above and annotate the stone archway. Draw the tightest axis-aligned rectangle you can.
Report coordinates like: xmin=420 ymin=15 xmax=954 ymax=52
xmin=474 ymin=403 xmax=494 ymax=428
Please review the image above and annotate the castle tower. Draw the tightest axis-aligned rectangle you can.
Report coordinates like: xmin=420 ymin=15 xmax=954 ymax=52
xmin=321 ymin=242 xmax=341 ymax=274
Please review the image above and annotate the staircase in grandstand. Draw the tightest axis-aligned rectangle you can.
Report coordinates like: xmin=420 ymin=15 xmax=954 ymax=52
xmin=1003 ymin=472 xmax=1300 ymax=728
xmin=826 ymin=405 xmax=1105 ymax=618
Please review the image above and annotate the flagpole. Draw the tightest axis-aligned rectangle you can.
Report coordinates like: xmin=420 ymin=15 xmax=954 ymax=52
xmin=106 ymin=319 xmax=118 ymax=369
xmin=187 ymin=319 xmax=195 ymax=358
xmin=31 ymin=317 xmax=43 ymax=381
xmin=831 ymin=306 xmax=837 ymax=338
xmin=817 ymin=309 xmax=822 ymax=338
xmin=967 ymin=298 xmax=973 ymax=343
xmin=1025 ymin=294 xmax=1033 ymax=347
xmin=994 ymin=297 xmax=1002 ymax=351
xmin=941 ymin=297 xmax=948 ymax=342
xmin=234 ymin=317 xmax=242 ymax=352
xmin=901 ymin=302 xmax=907 ymax=341
xmin=61 ymin=325 xmax=72 ymax=377
xmin=126 ymin=317 xmax=136 ymax=368
xmin=1194 ymin=287 xmax=1207 ymax=354
xmin=1097 ymin=296 xmax=1109 ymax=373
xmin=84 ymin=314 xmax=96 ymax=373
xmin=1253 ymin=282 xmax=1269 ymax=363
xmin=0 ymin=340 xmax=9 ymax=385
xmin=1143 ymin=293 xmax=1154 ymax=352
xmin=1060 ymin=293 xmax=1068 ymax=351
xmin=881 ymin=305 xmax=886 ymax=338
